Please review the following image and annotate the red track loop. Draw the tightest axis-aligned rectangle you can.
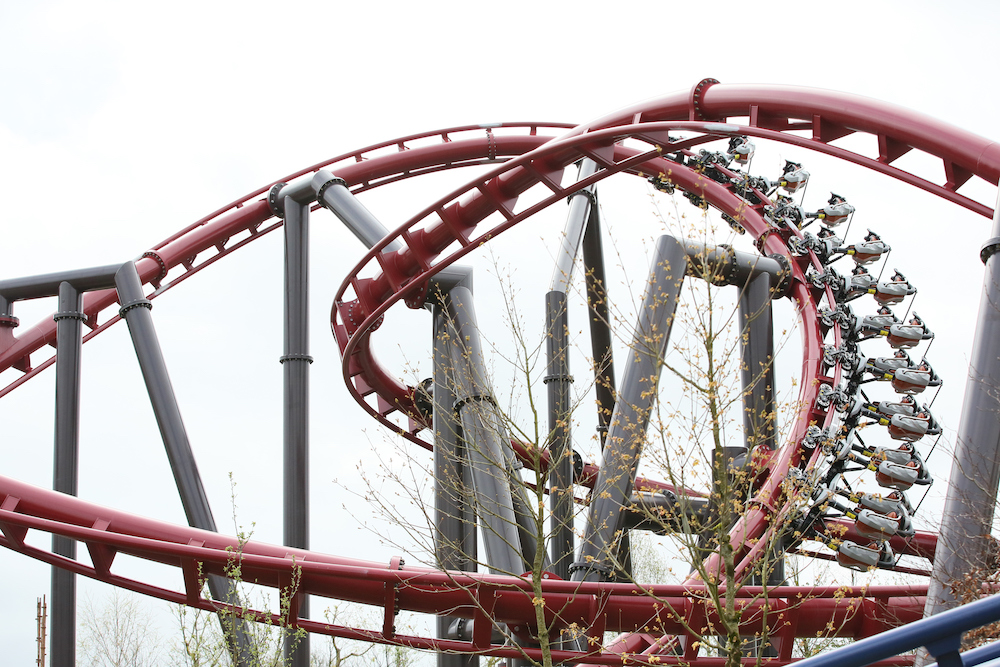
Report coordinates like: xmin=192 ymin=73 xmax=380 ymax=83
xmin=1 ymin=83 xmax=998 ymax=664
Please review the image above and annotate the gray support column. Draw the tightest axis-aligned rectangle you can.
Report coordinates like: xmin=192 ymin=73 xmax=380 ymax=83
xmin=925 ymin=193 xmax=1000 ymax=618
xmin=571 ymin=236 xmax=687 ymax=583
xmin=281 ymin=200 xmax=311 ymax=667
xmin=433 ymin=304 xmax=479 ymax=667
xmin=581 ymin=205 xmax=616 ymax=446
xmin=545 ymin=290 xmax=575 ymax=579
xmin=738 ymin=271 xmax=776 ymax=457
xmin=444 ymin=286 xmax=528 ymax=575
xmin=314 ymin=172 xmax=404 ymax=252
xmin=114 ymin=262 xmax=252 ymax=664
xmin=50 ymin=281 xmax=83 ymax=667
xmin=739 ymin=271 xmax=780 ymax=657
xmin=544 ymin=160 xmax=597 ymax=581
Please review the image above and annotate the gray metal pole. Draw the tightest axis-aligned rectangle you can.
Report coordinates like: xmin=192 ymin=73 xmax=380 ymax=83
xmin=544 ymin=160 xmax=597 ymax=580
xmin=925 ymin=190 xmax=1000 ymax=618
xmin=738 ymin=271 xmax=780 ymax=657
xmin=282 ymin=200 xmax=311 ymax=667
xmin=545 ymin=290 xmax=575 ymax=580
xmin=114 ymin=262 xmax=252 ymax=663
xmin=314 ymin=172 xmax=404 ymax=252
xmin=571 ymin=236 xmax=687 ymax=583
xmin=581 ymin=204 xmax=616 ymax=447
xmin=738 ymin=271 xmax=776 ymax=457
xmin=50 ymin=281 xmax=83 ymax=667
xmin=433 ymin=305 xmax=479 ymax=667
xmin=444 ymin=286 xmax=529 ymax=575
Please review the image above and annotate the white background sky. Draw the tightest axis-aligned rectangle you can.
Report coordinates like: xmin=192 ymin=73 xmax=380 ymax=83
xmin=2 ymin=0 xmax=1000 ymax=663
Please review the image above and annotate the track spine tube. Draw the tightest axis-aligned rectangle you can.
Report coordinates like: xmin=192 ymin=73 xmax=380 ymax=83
xmin=50 ymin=281 xmax=83 ymax=667
xmin=571 ymin=236 xmax=687 ymax=583
xmin=282 ymin=199 xmax=311 ymax=667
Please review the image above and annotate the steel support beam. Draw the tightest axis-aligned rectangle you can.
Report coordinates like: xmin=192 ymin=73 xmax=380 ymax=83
xmin=739 ymin=270 xmax=780 ymax=657
xmin=443 ymin=286 xmax=533 ymax=575
xmin=925 ymin=190 xmax=1000 ymax=618
xmin=546 ymin=159 xmax=597 ymax=580
xmin=114 ymin=262 xmax=252 ymax=663
xmin=738 ymin=271 xmax=777 ymax=457
xmin=581 ymin=198 xmax=615 ymax=447
xmin=314 ymin=171 xmax=404 ymax=252
xmin=50 ymin=282 xmax=83 ymax=667
xmin=572 ymin=236 xmax=687 ymax=583
xmin=281 ymin=199 xmax=311 ymax=667
xmin=432 ymin=299 xmax=479 ymax=667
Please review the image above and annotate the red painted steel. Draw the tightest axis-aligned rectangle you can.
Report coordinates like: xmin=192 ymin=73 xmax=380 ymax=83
xmin=1 ymin=83 xmax=997 ymax=664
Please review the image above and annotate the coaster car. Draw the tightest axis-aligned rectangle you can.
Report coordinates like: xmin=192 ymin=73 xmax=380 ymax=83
xmin=864 ymin=350 xmax=913 ymax=379
xmin=856 ymin=306 xmax=899 ymax=337
xmin=886 ymin=313 xmax=934 ymax=349
xmin=854 ymin=507 xmax=913 ymax=539
xmin=836 ymin=540 xmax=894 ymax=571
xmin=728 ymin=136 xmax=755 ymax=164
xmin=841 ymin=266 xmax=877 ymax=301
xmin=887 ymin=412 xmax=940 ymax=442
xmin=875 ymin=456 xmax=932 ymax=490
xmin=891 ymin=361 xmax=941 ymax=395
xmin=853 ymin=489 xmax=912 ymax=515
xmin=871 ymin=441 xmax=917 ymax=465
xmin=867 ymin=395 xmax=918 ymax=418
xmin=873 ymin=271 xmax=917 ymax=305
xmin=815 ymin=193 xmax=855 ymax=226
xmin=844 ymin=230 xmax=890 ymax=265
xmin=779 ymin=160 xmax=810 ymax=193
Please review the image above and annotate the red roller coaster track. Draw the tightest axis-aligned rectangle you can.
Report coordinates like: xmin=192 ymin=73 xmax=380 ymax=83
xmin=1 ymin=80 xmax=996 ymax=665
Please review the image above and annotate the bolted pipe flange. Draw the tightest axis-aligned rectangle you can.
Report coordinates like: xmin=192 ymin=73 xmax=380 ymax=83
xmin=267 ymin=182 xmax=287 ymax=218
xmin=141 ymin=251 xmax=169 ymax=285
xmin=118 ymin=299 xmax=152 ymax=318
xmin=980 ymin=236 xmax=1000 ymax=264
xmin=768 ymin=252 xmax=793 ymax=296
xmin=315 ymin=175 xmax=348 ymax=208
xmin=0 ymin=315 xmax=19 ymax=328
xmin=689 ymin=78 xmax=720 ymax=121
xmin=53 ymin=311 xmax=87 ymax=323
xmin=278 ymin=354 xmax=314 ymax=364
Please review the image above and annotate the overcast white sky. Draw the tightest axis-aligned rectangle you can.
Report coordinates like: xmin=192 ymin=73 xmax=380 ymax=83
xmin=2 ymin=0 xmax=1000 ymax=663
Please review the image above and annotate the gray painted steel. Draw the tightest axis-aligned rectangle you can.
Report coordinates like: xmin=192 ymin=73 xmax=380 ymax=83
xmin=549 ymin=159 xmax=598 ymax=293
xmin=545 ymin=290 xmax=575 ymax=579
xmin=581 ymin=206 xmax=615 ymax=446
xmin=738 ymin=271 xmax=776 ymax=455
xmin=925 ymin=192 xmax=1000 ymax=619
xmin=444 ymin=286 xmax=528 ymax=575
xmin=114 ymin=262 xmax=252 ymax=663
xmin=50 ymin=282 xmax=83 ymax=667
xmin=684 ymin=243 xmax=786 ymax=293
xmin=432 ymin=304 xmax=480 ymax=667
xmin=282 ymin=200 xmax=311 ymax=667
xmin=315 ymin=171 xmax=404 ymax=252
xmin=545 ymin=160 xmax=597 ymax=578
xmin=739 ymin=271 xmax=781 ymax=656
xmin=0 ymin=264 xmax=119 ymax=301
xmin=572 ymin=236 xmax=687 ymax=582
